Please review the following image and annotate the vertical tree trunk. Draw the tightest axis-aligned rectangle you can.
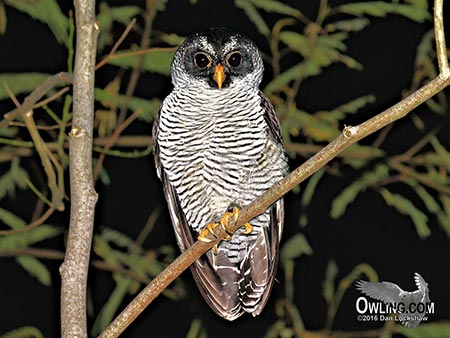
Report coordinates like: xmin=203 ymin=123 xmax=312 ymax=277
xmin=60 ymin=1 xmax=99 ymax=337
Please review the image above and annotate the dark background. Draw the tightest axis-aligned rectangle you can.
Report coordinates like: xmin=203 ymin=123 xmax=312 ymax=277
xmin=0 ymin=0 xmax=449 ymax=337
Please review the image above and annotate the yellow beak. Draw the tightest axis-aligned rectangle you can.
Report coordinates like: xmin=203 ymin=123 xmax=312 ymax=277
xmin=213 ymin=64 xmax=226 ymax=89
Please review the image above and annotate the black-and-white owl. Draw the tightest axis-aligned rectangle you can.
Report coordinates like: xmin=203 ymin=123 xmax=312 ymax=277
xmin=153 ymin=27 xmax=287 ymax=320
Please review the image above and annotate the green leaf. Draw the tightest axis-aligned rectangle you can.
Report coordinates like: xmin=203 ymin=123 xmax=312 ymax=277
xmin=235 ymin=0 xmax=270 ymax=37
xmin=16 ymin=255 xmax=51 ymax=286
xmin=98 ymin=4 xmax=141 ymax=27
xmin=332 ymin=95 xmax=376 ymax=118
xmin=97 ymin=4 xmax=141 ymax=52
xmin=395 ymin=322 xmax=450 ymax=338
xmin=0 ymin=73 xmax=52 ymax=100
xmin=300 ymin=169 xmax=325 ymax=227
xmin=106 ymin=49 xmax=174 ymax=76
xmin=0 ymin=207 xmax=26 ymax=229
xmin=301 ymin=168 xmax=325 ymax=208
xmin=101 ymin=228 xmax=141 ymax=253
xmin=0 ymin=1 xmax=7 ymax=34
xmin=344 ymin=144 xmax=384 ymax=159
xmin=331 ymin=181 xmax=364 ymax=219
xmin=344 ymin=263 xmax=378 ymax=284
xmin=265 ymin=62 xmax=321 ymax=94
xmin=94 ymin=88 xmax=161 ymax=122
xmin=5 ymin=0 xmax=68 ymax=44
xmin=0 ymin=326 xmax=44 ymax=338
xmin=274 ymin=31 xmax=361 ymax=94
xmin=186 ymin=318 xmax=207 ymax=338
xmin=337 ymin=2 xmax=431 ymax=23
xmin=319 ymin=33 xmax=349 ymax=51
xmin=280 ymin=233 xmax=312 ymax=265
xmin=339 ymin=54 xmax=363 ymax=70
xmin=404 ymin=0 xmax=428 ymax=11
xmin=281 ymin=31 xmax=349 ymax=58
xmin=249 ymin=0 xmax=304 ymax=18
xmin=380 ymin=188 xmax=430 ymax=238
xmin=438 ymin=194 xmax=450 ymax=236
xmin=158 ymin=32 xmax=185 ymax=46
xmin=279 ymin=31 xmax=309 ymax=56
xmin=110 ymin=6 xmax=141 ymax=24
xmin=93 ymin=159 xmax=111 ymax=186
xmin=411 ymin=184 xmax=440 ymax=214
xmin=322 ymin=260 xmax=338 ymax=304
xmin=325 ymin=18 xmax=370 ymax=33
xmin=139 ymin=255 xmax=164 ymax=277
xmin=91 ymin=279 xmax=132 ymax=335
xmin=0 ymin=158 xmax=29 ymax=200
xmin=0 ymin=221 xmax=62 ymax=250
xmin=0 ymin=126 xmax=18 ymax=138
xmin=331 ymin=164 xmax=389 ymax=219
xmin=415 ymin=29 xmax=434 ymax=67
xmin=430 ymin=137 xmax=450 ymax=173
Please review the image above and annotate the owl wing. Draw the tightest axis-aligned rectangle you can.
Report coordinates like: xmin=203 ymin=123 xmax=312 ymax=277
xmin=152 ymin=108 xmax=242 ymax=319
xmin=260 ymin=91 xmax=284 ymax=146
xmin=241 ymin=92 xmax=285 ymax=315
xmin=241 ymin=199 xmax=283 ymax=316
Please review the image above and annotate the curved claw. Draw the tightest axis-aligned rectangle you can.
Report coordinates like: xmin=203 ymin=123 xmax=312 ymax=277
xmin=197 ymin=222 xmax=218 ymax=243
xmin=242 ymin=222 xmax=253 ymax=235
xmin=219 ymin=208 xmax=240 ymax=240
xmin=198 ymin=207 xmax=253 ymax=255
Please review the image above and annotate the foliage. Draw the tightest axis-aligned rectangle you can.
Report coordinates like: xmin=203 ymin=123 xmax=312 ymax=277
xmin=0 ymin=0 xmax=449 ymax=337
xmin=0 ymin=326 xmax=43 ymax=338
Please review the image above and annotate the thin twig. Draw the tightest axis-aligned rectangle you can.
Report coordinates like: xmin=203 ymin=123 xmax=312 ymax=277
xmin=93 ymin=109 xmax=142 ymax=181
xmin=0 ymin=248 xmax=143 ymax=284
xmin=3 ymin=81 xmax=20 ymax=106
xmin=0 ymin=206 xmax=55 ymax=236
xmin=0 ymin=72 xmax=72 ymax=130
xmin=60 ymin=0 xmax=99 ymax=337
xmin=33 ymin=87 xmax=70 ymax=109
xmin=388 ymin=159 xmax=450 ymax=194
xmin=96 ymin=18 xmax=137 ymax=71
xmin=270 ymin=18 xmax=296 ymax=78
xmin=116 ymin=2 xmax=158 ymax=125
xmin=9 ymin=121 xmax=67 ymax=131
xmin=24 ymin=111 xmax=64 ymax=211
xmin=434 ymin=0 xmax=449 ymax=76
xmin=107 ymin=46 xmax=175 ymax=59
xmin=98 ymin=1 xmax=450 ymax=336
xmin=397 ymin=125 xmax=441 ymax=160
xmin=135 ymin=208 xmax=161 ymax=246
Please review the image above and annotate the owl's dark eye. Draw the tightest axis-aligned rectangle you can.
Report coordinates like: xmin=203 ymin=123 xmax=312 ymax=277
xmin=194 ymin=52 xmax=211 ymax=68
xmin=227 ymin=51 xmax=242 ymax=67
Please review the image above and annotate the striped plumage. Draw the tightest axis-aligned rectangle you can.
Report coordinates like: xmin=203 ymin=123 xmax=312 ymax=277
xmin=153 ymin=27 xmax=287 ymax=320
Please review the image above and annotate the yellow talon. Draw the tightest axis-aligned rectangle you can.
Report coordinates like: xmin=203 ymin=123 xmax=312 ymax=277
xmin=198 ymin=207 xmax=253 ymax=254
xmin=197 ymin=222 xmax=219 ymax=242
xmin=242 ymin=222 xmax=253 ymax=235
xmin=219 ymin=211 xmax=235 ymax=240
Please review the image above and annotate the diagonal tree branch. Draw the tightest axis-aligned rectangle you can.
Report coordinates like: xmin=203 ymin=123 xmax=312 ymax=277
xmin=60 ymin=0 xmax=99 ymax=337
xmin=99 ymin=1 xmax=449 ymax=337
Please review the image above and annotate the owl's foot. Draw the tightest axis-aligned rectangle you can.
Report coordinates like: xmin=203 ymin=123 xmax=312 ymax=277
xmin=222 ymin=207 xmax=253 ymax=235
xmin=198 ymin=222 xmax=224 ymax=254
xmin=197 ymin=207 xmax=253 ymax=254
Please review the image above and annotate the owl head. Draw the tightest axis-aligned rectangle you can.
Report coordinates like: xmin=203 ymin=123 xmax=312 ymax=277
xmin=170 ymin=27 xmax=264 ymax=90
